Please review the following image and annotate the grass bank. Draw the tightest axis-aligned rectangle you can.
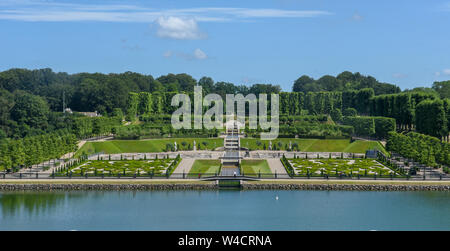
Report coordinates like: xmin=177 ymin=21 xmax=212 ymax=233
xmin=75 ymin=138 xmax=387 ymax=156
xmin=241 ymin=138 xmax=387 ymax=155
xmin=75 ymin=138 xmax=223 ymax=157
xmin=188 ymin=159 xmax=221 ymax=176
xmin=240 ymin=160 xmax=271 ymax=177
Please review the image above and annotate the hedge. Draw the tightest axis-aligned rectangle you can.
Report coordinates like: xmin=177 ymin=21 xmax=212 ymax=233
xmin=342 ymin=116 xmax=375 ymax=137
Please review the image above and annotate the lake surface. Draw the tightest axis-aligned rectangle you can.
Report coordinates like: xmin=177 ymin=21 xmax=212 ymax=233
xmin=0 ymin=190 xmax=449 ymax=230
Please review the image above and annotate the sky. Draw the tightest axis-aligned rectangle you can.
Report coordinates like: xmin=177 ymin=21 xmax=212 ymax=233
xmin=1 ymin=0 xmax=450 ymax=91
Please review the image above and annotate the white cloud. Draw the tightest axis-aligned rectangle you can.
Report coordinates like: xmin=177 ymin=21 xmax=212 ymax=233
xmin=0 ymin=1 xmax=332 ymax=22
xmin=164 ymin=49 xmax=208 ymax=60
xmin=228 ymin=9 xmax=331 ymax=18
xmin=156 ymin=16 xmax=206 ymax=40
xmin=435 ymin=69 xmax=450 ymax=77
xmin=194 ymin=48 xmax=207 ymax=59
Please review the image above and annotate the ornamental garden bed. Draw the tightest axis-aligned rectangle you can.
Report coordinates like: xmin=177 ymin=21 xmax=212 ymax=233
xmin=55 ymin=157 xmax=181 ymax=177
xmin=287 ymin=158 xmax=401 ymax=177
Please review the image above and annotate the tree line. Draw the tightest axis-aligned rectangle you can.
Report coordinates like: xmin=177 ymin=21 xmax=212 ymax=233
xmin=386 ymin=131 xmax=450 ymax=168
xmin=292 ymin=71 xmax=400 ymax=95
xmin=0 ymin=130 xmax=77 ymax=172
xmin=126 ymin=88 xmax=376 ymax=118
xmin=0 ymin=115 xmax=122 ymax=172
xmin=3 ymin=67 xmax=450 ymax=141
xmin=342 ymin=116 xmax=396 ymax=139
xmin=0 ymin=68 xmax=281 ymax=115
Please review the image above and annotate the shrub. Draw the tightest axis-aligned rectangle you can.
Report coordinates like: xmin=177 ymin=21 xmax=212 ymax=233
xmin=386 ymin=131 xmax=448 ymax=167
xmin=330 ymin=108 xmax=343 ymax=123
xmin=373 ymin=117 xmax=396 ymax=139
xmin=342 ymin=116 xmax=375 ymax=137
xmin=343 ymin=108 xmax=357 ymax=117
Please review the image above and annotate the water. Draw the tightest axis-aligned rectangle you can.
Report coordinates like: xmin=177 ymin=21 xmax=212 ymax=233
xmin=0 ymin=190 xmax=449 ymax=230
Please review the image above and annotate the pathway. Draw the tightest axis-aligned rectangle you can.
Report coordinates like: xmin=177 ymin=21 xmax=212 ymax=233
xmin=220 ymin=120 xmax=241 ymax=176
xmin=172 ymin=158 xmax=195 ymax=174
xmin=267 ymin=158 xmax=287 ymax=175
xmin=221 ymin=166 xmax=240 ymax=176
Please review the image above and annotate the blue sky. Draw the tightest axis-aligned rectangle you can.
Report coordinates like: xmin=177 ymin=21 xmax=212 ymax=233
xmin=1 ymin=0 xmax=450 ymax=91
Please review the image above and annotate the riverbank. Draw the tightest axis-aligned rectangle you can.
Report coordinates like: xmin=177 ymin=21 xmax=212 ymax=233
xmin=1 ymin=179 xmax=450 ymax=191
xmin=243 ymin=180 xmax=450 ymax=191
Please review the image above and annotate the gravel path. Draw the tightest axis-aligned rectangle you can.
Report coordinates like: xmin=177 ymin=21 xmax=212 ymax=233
xmin=172 ymin=158 xmax=195 ymax=174
xmin=267 ymin=158 xmax=288 ymax=175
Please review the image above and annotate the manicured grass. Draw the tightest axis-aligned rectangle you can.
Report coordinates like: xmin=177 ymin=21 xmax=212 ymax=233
xmin=189 ymin=160 xmax=221 ymax=176
xmin=307 ymin=140 xmax=352 ymax=152
xmin=288 ymin=158 xmax=400 ymax=177
xmin=344 ymin=141 xmax=388 ymax=155
xmin=241 ymin=138 xmax=387 ymax=154
xmin=75 ymin=138 xmax=387 ymax=156
xmin=241 ymin=138 xmax=318 ymax=151
xmin=240 ymin=160 xmax=271 ymax=177
xmin=56 ymin=159 xmax=180 ymax=177
xmin=75 ymin=138 xmax=223 ymax=157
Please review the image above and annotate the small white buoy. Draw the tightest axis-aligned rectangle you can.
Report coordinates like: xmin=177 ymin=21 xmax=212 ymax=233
xmin=275 ymin=195 xmax=279 ymax=200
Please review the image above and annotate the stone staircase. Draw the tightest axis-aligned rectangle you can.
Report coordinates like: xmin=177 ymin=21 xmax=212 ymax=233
xmin=221 ymin=121 xmax=242 ymax=176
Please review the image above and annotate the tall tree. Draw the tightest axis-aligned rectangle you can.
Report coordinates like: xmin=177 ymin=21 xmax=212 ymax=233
xmin=10 ymin=91 xmax=49 ymax=131
xmin=415 ymin=99 xmax=447 ymax=138
xmin=432 ymin=81 xmax=450 ymax=99
xmin=293 ymin=75 xmax=314 ymax=92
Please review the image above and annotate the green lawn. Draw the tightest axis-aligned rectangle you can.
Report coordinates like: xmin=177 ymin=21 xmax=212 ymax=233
xmin=240 ymin=160 xmax=271 ymax=177
xmin=188 ymin=160 xmax=221 ymax=176
xmin=241 ymin=138 xmax=317 ymax=151
xmin=344 ymin=141 xmax=388 ymax=155
xmin=75 ymin=138 xmax=223 ymax=157
xmin=241 ymin=138 xmax=387 ymax=154
xmin=307 ymin=140 xmax=352 ymax=152
xmin=75 ymin=138 xmax=387 ymax=157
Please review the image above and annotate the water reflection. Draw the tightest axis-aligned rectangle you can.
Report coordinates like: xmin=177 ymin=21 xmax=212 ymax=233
xmin=0 ymin=191 xmax=81 ymax=217
xmin=0 ymin=190 xmax=448 ymax=230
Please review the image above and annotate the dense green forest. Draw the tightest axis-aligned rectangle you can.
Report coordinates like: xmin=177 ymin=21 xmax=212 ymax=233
xmin=125 ymin=88 xmax=443 ymax=139
xmin=0 ymin=68 xmax=403 ymax=138
xmin=292 ymin=72 xmax=401 ymax=95
xmin=2 ymin=67 xmax=450 ymax=140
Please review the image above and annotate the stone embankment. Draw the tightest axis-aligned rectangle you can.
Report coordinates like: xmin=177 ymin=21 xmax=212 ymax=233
xmin=241 ymin=183 xmax=450 ymax=191
xmin=1 ymin=182 xmax=450 ymax=191
xmin=0 ymin=183 xmax=217 ymax=191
